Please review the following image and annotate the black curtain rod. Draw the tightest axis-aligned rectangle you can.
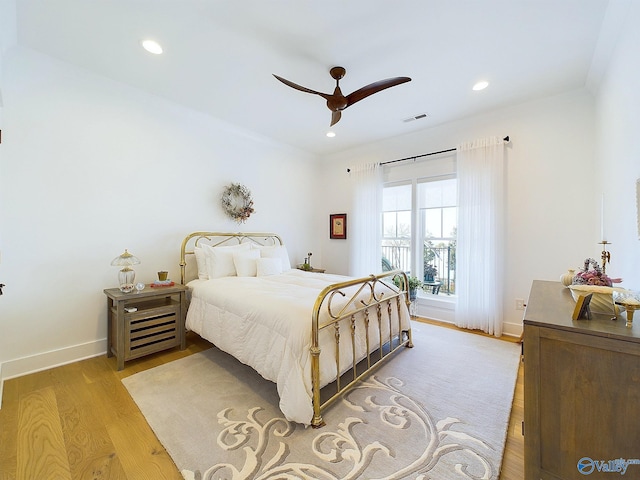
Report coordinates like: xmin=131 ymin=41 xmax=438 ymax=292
xmin=347 ymin=135 xmax=509 ymax=172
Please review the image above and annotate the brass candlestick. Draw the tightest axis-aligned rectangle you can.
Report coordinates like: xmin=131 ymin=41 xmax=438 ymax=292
xmin=599 ymin=241 xmax=611 ymax=274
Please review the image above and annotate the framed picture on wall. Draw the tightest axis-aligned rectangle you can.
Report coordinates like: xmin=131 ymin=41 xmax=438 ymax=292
xmin=330 ymin=213 xmax=347 ymax=239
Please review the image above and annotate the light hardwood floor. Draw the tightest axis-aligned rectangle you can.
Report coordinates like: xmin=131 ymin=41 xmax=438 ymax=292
xmin=0 ymin=320 xmax=524 ymax=479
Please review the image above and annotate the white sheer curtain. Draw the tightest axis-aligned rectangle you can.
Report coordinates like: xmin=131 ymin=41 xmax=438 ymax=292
xmin=455 ymin=137 xmax=506 ymax=336
xmin=349 ymin=163 xmax=382 ymax=277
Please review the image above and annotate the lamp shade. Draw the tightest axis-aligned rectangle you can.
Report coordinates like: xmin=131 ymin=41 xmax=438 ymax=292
xmin=111 ymin=249 xmax=141 ymax=293
xmin=111 ymin=249 xmax=141 ymax=267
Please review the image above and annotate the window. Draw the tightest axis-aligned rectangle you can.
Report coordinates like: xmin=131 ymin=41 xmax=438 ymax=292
xmin=382 ymin=175 xmax=457 ymax=295
xmin=418 ymin=177 xmax=457 ymax=294
xmin=382 ymin=183 xmax=412 ymax=273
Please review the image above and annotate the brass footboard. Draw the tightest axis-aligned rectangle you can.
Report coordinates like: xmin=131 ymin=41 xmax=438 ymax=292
xmin=310 ymin=270 xmax=413 ymax=428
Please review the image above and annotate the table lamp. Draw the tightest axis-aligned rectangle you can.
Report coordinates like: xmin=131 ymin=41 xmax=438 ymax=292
xmin=111 ymin=249 xmax=141 ymax=293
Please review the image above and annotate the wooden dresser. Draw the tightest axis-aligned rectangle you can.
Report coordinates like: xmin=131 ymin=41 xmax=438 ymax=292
xmin=523 ymin=280 xmax=640 ymax=479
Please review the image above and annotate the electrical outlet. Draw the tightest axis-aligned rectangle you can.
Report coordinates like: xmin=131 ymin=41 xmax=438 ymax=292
xmin=515 ymin=298 xmax=525 ymax=310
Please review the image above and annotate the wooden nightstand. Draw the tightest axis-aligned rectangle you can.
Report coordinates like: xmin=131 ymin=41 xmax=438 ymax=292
xmin=104 ymin=284 xmax=187 ymax=370
xmin=297 ymin=266 xmax=326 ymax=273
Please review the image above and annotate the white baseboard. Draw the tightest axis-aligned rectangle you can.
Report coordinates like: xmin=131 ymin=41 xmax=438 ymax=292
xmin=501 ymin=320 xmax=524 ymax=339
xmin=417 ymin=316 xmax=523 ymax=340
xmin=415 ymin=295 xmax=456 ymax=323
xmin=0 ymin=338 xmax=107 ymax=409
xmin=414 ymin=296 xmax=523 ymax=340
xmin=0 ymin=314 xmax=524 ymax=410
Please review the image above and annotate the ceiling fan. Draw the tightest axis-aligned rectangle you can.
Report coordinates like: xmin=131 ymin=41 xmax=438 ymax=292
xmin=273 ymin=66 xmax=411 ymax=126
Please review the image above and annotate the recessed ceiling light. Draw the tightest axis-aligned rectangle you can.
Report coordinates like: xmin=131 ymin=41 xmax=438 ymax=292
xmin=472 ymin=81 xmax=489 ymax=91
xmin=142 ymin=40 xmax=163 ymax=55
xmin=326 ymin=131 xmax=336 ymax=138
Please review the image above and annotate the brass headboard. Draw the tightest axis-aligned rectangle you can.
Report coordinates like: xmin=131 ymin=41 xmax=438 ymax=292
xmin=179 ymin=231 xmax=284 ymax=285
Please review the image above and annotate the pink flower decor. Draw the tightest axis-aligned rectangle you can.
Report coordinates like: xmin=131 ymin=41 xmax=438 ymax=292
xmin=572 ymin=258 xmax=622 ymax=287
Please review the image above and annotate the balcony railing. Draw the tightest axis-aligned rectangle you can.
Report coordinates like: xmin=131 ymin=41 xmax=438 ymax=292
xmin=382 ymin=243 xmax=455 ymax=295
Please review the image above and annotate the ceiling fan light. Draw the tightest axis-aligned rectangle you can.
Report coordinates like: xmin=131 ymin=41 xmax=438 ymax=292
xmin=142 ymin=39 xmax=163 ymax=55
xmin=326 ymin=131 xmax=336 ymax=138
xmin=472 ymin=81 xmax=489 ymax=91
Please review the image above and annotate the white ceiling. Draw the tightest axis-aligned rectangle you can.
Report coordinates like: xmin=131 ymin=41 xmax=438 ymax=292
xmin=12 ymin=0 xmax=612 ymax=156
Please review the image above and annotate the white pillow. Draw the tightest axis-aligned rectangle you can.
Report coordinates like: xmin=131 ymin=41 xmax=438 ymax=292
xmin=253 ymin=245 xmax=292 ymax=271
xmin=233 ymin=249 xmax=260 ymax=277
xmin=194 ymin=246 xmax=209 ymax=280
xmin=256 ymin=257 xmax=283 ymax=276
xmin=202 ymin=243 xmax=251 ymax=278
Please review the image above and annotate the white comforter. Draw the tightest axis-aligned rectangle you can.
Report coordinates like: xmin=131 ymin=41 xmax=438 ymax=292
xmin=185 ymin=269 xmax=410 ymax=425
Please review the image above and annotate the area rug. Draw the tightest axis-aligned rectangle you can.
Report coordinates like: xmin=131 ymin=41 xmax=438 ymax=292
xmin=122 ymin=322 xmax=521 ymax=479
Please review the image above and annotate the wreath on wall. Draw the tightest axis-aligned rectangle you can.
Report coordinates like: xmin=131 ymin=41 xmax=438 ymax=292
xmin=221 ymin=183 xmax=254 ymax=223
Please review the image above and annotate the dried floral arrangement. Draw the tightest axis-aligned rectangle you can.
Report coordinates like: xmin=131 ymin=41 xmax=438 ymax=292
xmin=572 ymin=258 xmax=622 ymax=287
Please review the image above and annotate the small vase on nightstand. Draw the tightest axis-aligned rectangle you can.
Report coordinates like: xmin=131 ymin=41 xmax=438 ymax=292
xmin=560 ymin=269 xmax=575 ymax=287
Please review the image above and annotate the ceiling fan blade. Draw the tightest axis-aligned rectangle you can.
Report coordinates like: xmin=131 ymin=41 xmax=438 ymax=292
xmin=330 ymin=111 xmax=342 ymax=126
xmin=273 ymin=74 xmax=330 ymax=100
xmin=345 ymin=77 xmax=411 ymax=108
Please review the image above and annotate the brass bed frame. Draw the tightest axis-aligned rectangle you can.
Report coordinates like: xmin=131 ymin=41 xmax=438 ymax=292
xmin=180 ymin=232 xmax=414 ymax=428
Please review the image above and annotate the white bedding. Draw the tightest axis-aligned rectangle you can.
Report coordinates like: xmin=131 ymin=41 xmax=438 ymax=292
xmin=185 ymin=269 xmax=410 ymax=425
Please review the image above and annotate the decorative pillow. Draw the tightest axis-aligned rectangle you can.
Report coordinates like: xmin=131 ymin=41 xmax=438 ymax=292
xmin=202 ymin=243 xmax=251 ymax=278
xmin=233 ymin=249 xmax=260 ymax=277
xmin=253 ymin=245 xmax=292 ymax=271
xmin=194 ymin=246 xmax=208 ymax=280
xmin=256 ymin=257 xmax=283 ymax=276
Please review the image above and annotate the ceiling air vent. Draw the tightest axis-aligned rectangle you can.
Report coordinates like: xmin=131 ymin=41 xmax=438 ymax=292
xmin=403 ymin=113 xmax=429 ymax=123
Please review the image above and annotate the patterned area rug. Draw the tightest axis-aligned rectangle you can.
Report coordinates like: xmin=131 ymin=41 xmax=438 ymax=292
xmin=122 ymin=322 xmax=521 ymax=479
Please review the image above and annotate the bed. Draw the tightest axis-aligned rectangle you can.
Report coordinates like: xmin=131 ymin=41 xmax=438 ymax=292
xmin=180 ymin=232 xmax=413 ymax=427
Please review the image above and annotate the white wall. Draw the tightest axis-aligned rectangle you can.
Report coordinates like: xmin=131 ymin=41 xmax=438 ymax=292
xmin=0 ymin=46 xmax=321 ymax=380
xmin=3 ymin=0 xmax=640 ymax=383
xmin=318 ymin=89 xmax=599 ymax=336
xmin=594 ymin=0 xmax=640 ymax=288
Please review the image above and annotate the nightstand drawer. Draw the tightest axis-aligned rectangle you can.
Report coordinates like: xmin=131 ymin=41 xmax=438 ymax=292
xmin=127 ymin=311 xmax=179 ymax=358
